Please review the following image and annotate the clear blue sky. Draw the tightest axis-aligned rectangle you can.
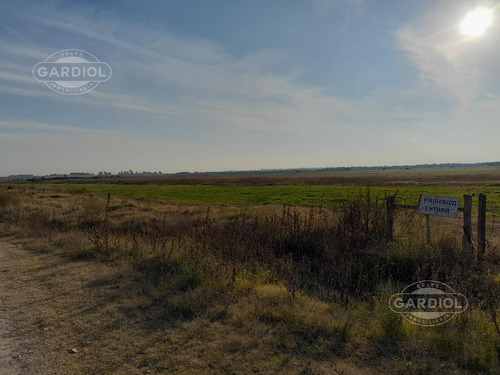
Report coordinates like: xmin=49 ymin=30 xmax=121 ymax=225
xmin=1 ymin=0 xmax=499 ymax=175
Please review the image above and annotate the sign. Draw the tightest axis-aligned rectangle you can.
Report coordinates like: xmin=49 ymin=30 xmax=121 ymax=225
xmin=418 ymin=195 xmax=460 ymax=218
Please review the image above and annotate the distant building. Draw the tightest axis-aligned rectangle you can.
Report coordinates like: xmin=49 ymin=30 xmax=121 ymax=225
xmin=7 ymin=174 xmax=34 ymax=181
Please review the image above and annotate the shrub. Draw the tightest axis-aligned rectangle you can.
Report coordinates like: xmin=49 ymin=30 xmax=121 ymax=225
xmin=81 ymin=209 xmax=120 ymax=258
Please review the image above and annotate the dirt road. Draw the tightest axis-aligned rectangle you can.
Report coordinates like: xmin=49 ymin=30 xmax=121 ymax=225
xmin=0 ymin=316 xmax=22 ymax=375
xmin=0 ymin=238 xmax=122 ymax=375
xmin=0 ymin=239 xmax=29 ymax=375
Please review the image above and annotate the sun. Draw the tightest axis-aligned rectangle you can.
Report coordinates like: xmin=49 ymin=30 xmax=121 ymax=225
xmin=460 ymin=8 xmax=493 ymax=37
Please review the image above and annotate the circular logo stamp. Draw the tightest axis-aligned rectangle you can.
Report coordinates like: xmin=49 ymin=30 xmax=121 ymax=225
xmin=32 ymin=49 xmax=111 ymax=95
xmin=389 ymin=280 xmax=468 ymax=326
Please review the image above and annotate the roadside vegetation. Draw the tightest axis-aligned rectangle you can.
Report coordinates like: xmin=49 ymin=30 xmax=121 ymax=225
xmin=0 ymin=185 xmax=499 ymax=375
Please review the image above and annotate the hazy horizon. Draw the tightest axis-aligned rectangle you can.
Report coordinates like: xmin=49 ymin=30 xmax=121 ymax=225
xmin=4 ymin=160 xmax=499 ymax=178
xmin=1 ymin=0 xmax=500 ymax=176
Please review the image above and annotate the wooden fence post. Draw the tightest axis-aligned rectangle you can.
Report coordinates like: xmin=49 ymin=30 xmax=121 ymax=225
xmin=477 ymin=193 xmax=486 ymax=258
xmin=386 ymin=196 xmax=395 ymax=242
xmin=462 ymin=194 xmax=472 ymax=251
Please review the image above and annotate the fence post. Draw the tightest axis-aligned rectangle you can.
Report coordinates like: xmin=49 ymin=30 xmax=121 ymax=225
xmin=462 ymin=194 xmax=472 ymax=251
xmin=425 ymin=214 xmax=431 ymax=245
xmin=386 ymin=196 xmax=395 ymax=242
xmin=477 ymin=193 xmax=486 ymax=258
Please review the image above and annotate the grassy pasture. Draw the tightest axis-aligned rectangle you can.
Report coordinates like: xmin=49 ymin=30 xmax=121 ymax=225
xmin=0 ymin=176 xmax=499 ymax=374
xmin=20 ymin=183 xmax=500 ymax=215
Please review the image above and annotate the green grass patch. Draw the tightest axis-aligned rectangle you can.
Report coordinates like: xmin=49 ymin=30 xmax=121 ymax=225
xmin=18 ymin=183 xmax=500 ymax=215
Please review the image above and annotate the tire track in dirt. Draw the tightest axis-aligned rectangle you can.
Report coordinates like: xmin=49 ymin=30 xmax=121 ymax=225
xmin=0 ymin=237 xmax=134 ymax=375
xmin=0 ymin=238 xmax=106 ymax=375
xmin=0 ymin=239 xmax=27 ymax=375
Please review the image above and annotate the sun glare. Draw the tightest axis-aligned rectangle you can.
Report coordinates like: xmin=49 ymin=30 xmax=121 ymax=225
xmin=460 ymin=8 xmax=493 ymax=37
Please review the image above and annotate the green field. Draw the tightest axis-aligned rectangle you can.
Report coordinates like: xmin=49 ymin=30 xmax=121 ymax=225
xmin=23 ymin=183 xmax=500 ymax=215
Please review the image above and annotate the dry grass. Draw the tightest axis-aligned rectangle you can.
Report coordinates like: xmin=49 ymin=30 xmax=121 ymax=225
xmin=32 ymin=165 xmax=500 ymax=186
xmin=0 ymin=188 xmax=499 ymax=374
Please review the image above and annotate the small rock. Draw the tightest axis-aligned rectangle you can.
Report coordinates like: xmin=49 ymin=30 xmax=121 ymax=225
xmin=69 ymin=348 xmax=78 ymax=354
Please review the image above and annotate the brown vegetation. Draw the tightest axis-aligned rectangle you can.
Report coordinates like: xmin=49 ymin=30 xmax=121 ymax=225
xmin=31 ymin=166 xmax=500 ymax=186
xmin=0 ymin=187 xmax=499 ymax=374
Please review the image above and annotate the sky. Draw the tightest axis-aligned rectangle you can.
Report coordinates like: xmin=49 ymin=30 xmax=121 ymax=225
xmin=0 ymin=0 xmax=499 ymax=175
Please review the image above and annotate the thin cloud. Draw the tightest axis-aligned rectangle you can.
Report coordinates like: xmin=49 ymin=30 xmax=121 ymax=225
xmin=0 ymin=121 xmax=92 ymax=134
xmin=396 ymin=1 xmax=500 ymax=105
xmin=1 ymin=3 xmax=401 ymax=138
xmin=0 ymin=0 xmax=498 ymax=175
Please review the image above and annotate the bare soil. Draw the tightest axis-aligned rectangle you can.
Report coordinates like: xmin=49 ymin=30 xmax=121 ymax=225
xmin=0 ymin=237 xmax=130 ymax=375
xmin=0 ymin=240 xmax=28 ymax=375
